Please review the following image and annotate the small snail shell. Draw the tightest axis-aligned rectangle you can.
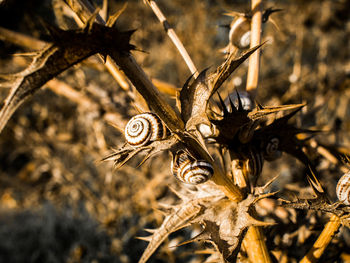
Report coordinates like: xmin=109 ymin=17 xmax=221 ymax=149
xmin=229 ymin=17 xmax=251 ymax=49
xmin=125 ymin=113 xmax=169 ymax=147
xmin=336 ymin=172 xmax=350 ymax=205
xmin=224 ymin=91 xmax=254 ymax=112
xmin=264 ymin=137 xmax=282 ymax=161
xmin=246 ymin=148 xmax=264 ymax=177
xmin=172 ymin=151 xmax=213 ymax=185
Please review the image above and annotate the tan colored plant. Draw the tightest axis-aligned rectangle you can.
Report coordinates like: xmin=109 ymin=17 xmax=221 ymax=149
xmin=0 ymin=1 xmax=349 ymax=262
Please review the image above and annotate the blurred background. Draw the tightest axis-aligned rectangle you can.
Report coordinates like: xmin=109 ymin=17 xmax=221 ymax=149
xmin=0 ymin=0 xmax=349 ymax=262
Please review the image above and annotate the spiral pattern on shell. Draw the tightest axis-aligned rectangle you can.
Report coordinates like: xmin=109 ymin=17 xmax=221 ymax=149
xmin=246 ymin=148 xmax=264 ymax=177
xmin=224 ymin=91 xmax=254 ymax=112
xmin=229 ymin=17 xmax=251 ymax=49
xmin=336 ymin=172 xmax=350 ymax=205
xmin=125 ymin=113 xmax=169 ymax=147
xmin=264 ymin=137 xmax=282 ymax=161
xmin=172 ymin=151 xmax=213 ymax=185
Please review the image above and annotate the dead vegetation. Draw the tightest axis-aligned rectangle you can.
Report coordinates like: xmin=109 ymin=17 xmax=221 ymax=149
xmin=0 ymin=0 xmax=349 ymax=262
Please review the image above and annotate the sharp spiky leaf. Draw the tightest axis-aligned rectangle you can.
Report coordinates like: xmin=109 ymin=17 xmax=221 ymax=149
xmin=209 ymin=43 xmax=264 ymax=96
xmin=180 ymin=69 xmax=212 ymax=131
xmin=0 ymin=23 xmax=135 ymax=134
xmin=138 ymin=196 xmax=216 ymax=263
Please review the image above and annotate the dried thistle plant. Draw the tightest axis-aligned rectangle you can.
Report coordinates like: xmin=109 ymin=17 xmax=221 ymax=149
xmin=0 ymin=1 xmax=349 ymax=263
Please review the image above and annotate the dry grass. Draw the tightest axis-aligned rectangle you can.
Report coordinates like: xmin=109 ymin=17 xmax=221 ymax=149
xmin=0 ymin=0 xmax=349 ymax=262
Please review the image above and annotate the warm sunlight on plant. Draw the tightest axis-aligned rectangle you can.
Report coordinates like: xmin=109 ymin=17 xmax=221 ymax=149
xmin=0 ymin=0 xmax=349 ymax=262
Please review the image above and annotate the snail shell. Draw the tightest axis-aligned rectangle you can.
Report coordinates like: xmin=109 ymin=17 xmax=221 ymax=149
xmin=224 ymin=91 xmax=254 ymax=112
xmin=264 ymin=137 xmax=282 ymax=161
xmin=229 ymin=17 xmax=251 ymax=49
xmin=246 ymin=148 xmax=264 ymax=177
xmin=172 ymin=151 xmax=213 ymax=185
xmin=336 ymin=172 xmax=350 ymax=205
xmin=125 ymin=113 xmax=169 ymax=147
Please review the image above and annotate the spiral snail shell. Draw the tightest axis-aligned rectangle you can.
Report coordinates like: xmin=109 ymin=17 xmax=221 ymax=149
xmin=224 ymin=91 xmax=254 ymax=112
xmin=229 ymin=16 xmax=251 ymax=49
xmin=246 ymin=148 xmax=264 ymax=177
xmin=264 ymin=137 xmax=282 ymax=161
xmin=172 ymin=151 xmax=214 ymax=185
xmin=125 ymin=113 xmax=169 ymax=147
xmin=336 ymin=172 xmax=350 ymax=205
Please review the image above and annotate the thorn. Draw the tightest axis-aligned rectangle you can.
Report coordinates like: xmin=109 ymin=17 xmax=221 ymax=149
xmin=228 ymin=95 xmax=237 ymax=113
xmin=256 ymin=102 xmax=264 ymax=110
xmin=235 ymin=90 xmax=243 ymax=111
xmin=136 ymin=236 xmax=152 ymax=242
xmin=182 ymin=72 xmax=195 ymax=91
xmin=196 ymin=67 xmax=209 ymax=82
xmin=136 ymin=150 xmax=153 ymax=168
xmin=253 ymin=191 xmax=278 ymax=204
xmin=175 ymin=230 xmax=208 ymax=247
xmin=106 ymin=2 xmax=128 ymax=27
xmin=83 ymin=7 xmax=101 ymax=33
xmin=247 ymin=215 xmax=275 ymax=227
xmin=254 ymin=175 xmax=280 ymax=195
xmin=223 ymin=11 xmax=245 ymax=18
xmin=306 ymin=166 xmax=325 ymax=195
xmin=217 ymin=92 xmax=228 ymax=116
xmin=156 ymin=202 xmax=174 ymax=211
xmin=269 ymin=17 xmax=282 ymax=32
xmin=144 ymin=228 xmax=157 ymax=234
xmin=262 ymin=8 xmax=283 ymax=23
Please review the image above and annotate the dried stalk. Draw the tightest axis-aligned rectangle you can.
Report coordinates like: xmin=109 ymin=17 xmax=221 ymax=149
xmin=45 ymin=79 xmax=93 ymax=108
xmin=110 ymin=41 xmax=244 ymax=202
xmin=300 ymin=214 xmax=341 ymax=263
xmin=64 ymin=0 xmax=244 ymax=201
xmin=63 ymin=0 xmax=178 ymax=94
xmin=144 ymin=0 xmax=199 ymax=77
xmin=64 ymin=2 xmax=270 ymax=262
xmin=245 ymin=226 xmax=272 ymax=263
xmin=63 ymin=0 xmax=132 ymax=91
xmin=0 ymin=26 xmax=46 ymax=50
xmin=241 ymin=0 xmax=272 ymax=262
xmin=246 ymin=0 xmax=263 ymax=100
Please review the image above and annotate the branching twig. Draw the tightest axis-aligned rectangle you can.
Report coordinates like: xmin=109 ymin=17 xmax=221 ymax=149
xmin=0 ymin=26 xmax=47 ymax=50
xmin=144 ymin=0 xmax=199 ymax=77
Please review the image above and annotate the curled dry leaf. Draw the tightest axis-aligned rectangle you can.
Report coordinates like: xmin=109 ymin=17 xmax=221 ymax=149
xmin=179 ymin=45 xmax=263 ymax=134
xmin=0 ymin=22 xmax=135 ymax=133
xmin=138 ymin=189 xmax=274 ymax=263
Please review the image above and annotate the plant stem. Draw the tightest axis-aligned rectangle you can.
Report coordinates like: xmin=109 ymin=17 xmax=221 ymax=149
xmin=144 ymin=0 xmax=199 ymax=77
xmin=300 ymin=214 xmax=341 ymax=263
xmin=242 ymin=0 xmax=272 ymax=262
xmin=245 ymin=225 xmax=272 ymax=263
xmin=66 ymin=1 xmax=267 ymax=260
xmin=246 ymin=0 xmax=263 ymax=100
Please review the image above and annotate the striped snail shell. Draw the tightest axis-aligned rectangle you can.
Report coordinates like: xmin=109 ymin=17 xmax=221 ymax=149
xmin=125 ymin=113 xmax=169 ymax=147
xmin=229 ymin=16 xmax=251 ymax=49
xmin=246 ymin=148 xmax=264 ymax=177
xmin=264 ymin=137 xmax=282 ymax=161
xmin=224 ymin=91 xmax=254 ymax=112
xmin=336 ymin=172 xmax=350 ymax=205
xmin=172 ymin=151 xmax=214 ymax=185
